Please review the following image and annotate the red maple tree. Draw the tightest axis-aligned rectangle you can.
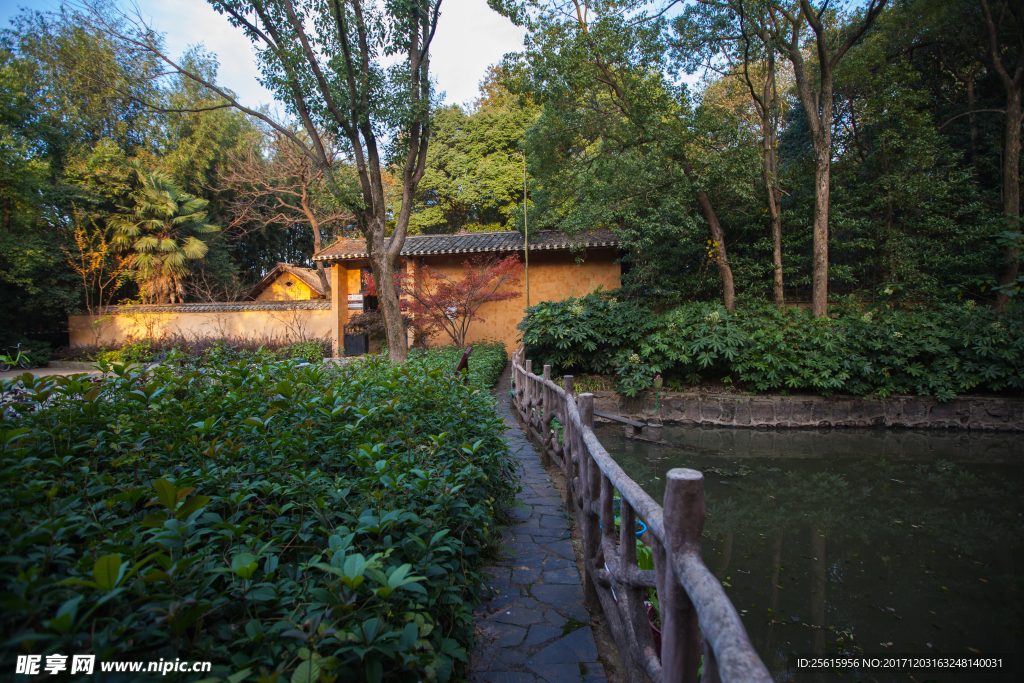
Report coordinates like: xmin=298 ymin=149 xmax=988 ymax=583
xmin=403 ymin=254 xmax=524 ymax=347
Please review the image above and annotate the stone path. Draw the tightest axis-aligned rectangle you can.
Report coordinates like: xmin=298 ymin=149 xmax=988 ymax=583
xmin=471 ymin=367 xmax=607 ymax=683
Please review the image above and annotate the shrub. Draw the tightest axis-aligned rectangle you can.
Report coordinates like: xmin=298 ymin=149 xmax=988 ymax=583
xmin=5 ymin=338 xmax=53 ymax=367
xmin=517 ymin=289 xmax=656 ymax=375
xmin=519 ymin=296 xmax=1024 ymax=400
xmin=96 ymin=338 xmax=156 ymax=366
xmin=53 ymin=335 xmax=334 ymax=366
xmin=0 ymin=354 xmax=517 ymax=682
xmin=277 ymin=339 xmax=331 ymax=363
xmin=418 ymin=340 xmax=508 ymax=388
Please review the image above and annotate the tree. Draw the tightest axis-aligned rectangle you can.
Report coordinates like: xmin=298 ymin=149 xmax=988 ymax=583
xmin=61 ymin=211 xmax=132 ymax=343
xmin=91 ymin=0 xmax=443 ymax=361
xmin=767 ymin=0 xmax=888 ymax=317
xmin=110 ymin=164 xmax=219 ymax=303
xmin=409 ymin=102 xmax=537 ymax=234
xmin=495 ymin=0 xmax=741 ymax=310
xmin=404 ymin=254 xmax=524 ymax=347
xmin=674 ymin=0 xmax=791 ymax=304
xmin=974 ymin=0 xmax=1024 ymax=308
xmin=63 ymin=211 xmax=131 ymax=313
xmin=219 ymin=128 xmax=352 ymax=293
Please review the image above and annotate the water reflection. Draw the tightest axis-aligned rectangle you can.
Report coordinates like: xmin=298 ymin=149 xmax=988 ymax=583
xmin=597 ymin=424 xmax=1024 ymax=682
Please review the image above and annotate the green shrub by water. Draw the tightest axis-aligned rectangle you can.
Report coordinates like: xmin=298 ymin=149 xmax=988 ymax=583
xmin=0 ymin=352 xmax=517 ymax=682
xmin=520 ymin=293 xmax=1024 ymax=400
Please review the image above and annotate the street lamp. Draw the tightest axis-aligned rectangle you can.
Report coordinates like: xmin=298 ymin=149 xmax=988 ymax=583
xmin=510 ymin=151 xmax=529 ymax=308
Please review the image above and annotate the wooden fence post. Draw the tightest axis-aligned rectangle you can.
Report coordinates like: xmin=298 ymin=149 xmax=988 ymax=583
xmin=578 ymin=392 xmax=601 ymax=610
xmin=541 ymin=364 xmax=552 ymax=460
xmin=659 ymin=468 xmax=705 ymax=683
xmin=562 ymin=375 xmax=576 ymax=512
xmin=524 ymin=360 xmax=533 ymax=418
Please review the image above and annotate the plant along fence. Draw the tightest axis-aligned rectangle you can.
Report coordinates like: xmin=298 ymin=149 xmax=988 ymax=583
xmin=511 ymin=346 xmax=771 ymax=683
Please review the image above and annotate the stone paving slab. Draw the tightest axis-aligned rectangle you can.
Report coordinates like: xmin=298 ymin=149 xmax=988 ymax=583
xmin=471 ymin=366 xmax=606 ymax=683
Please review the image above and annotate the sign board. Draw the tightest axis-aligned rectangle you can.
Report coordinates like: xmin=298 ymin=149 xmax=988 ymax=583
xmin=348 ymin=293 xmax=363 ymax=310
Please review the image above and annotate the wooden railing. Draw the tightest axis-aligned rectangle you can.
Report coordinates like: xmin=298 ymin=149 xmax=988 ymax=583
xmin=510 ymin=345 xmax=771 ymax=683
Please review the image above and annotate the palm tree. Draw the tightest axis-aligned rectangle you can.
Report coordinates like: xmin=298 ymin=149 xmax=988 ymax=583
xmin=110 ymin=164 xmax=219 ymax=303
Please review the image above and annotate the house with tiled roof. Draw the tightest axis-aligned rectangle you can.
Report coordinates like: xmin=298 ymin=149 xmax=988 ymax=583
xmin=314 ymin=229 xmax=621 ymax=354
xmin=243 ymin=263 xmax=328 ymax=302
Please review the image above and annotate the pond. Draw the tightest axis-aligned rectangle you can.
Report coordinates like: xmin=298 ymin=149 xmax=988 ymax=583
xmin=595 ymin=423 xmax=1024 ymax=682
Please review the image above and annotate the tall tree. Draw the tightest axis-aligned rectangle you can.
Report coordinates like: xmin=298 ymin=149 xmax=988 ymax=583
xmin=974 ymin=0 xmax=1024 ymax=308
xmin=495 ymin=0 xmax=740 ymax=311
xmin=674 ymin=0 xmax=791 ymax=304
xmin=219 ymin=128 xmax=352 ymax=292
xmin=110 ymin=164 xmax=219 ymax=303
xmin=409 ymin=102 xmax=537 ymax=234
xmin=404 ymin=254 xmax=524 ymax=347
xmin=767 ymin=0 xmax=888 ymax=317
xmin=92 ymin=0 xmax=442 ymax=361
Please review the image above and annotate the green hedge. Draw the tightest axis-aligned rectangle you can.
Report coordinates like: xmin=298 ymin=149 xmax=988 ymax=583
xmin=55 ymin=337 xmax=333 ymax=366
xmin=520 ymin=293 xmax=1024 ymax=400
xmin=418 ymin=341 xmax=508 ymax=389
xmin=0 ymin=338 xmax=53 ymax=368
xmin=0 ymin=353 xmax=517 ymax=682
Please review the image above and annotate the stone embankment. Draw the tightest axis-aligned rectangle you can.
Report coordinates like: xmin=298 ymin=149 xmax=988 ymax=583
xmin=593 ymin=391 xmax=1024 ymax=431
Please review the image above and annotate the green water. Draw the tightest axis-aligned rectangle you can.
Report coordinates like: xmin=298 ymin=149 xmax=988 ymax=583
xmin=595 ymin=424 xmax=1024 ymax=682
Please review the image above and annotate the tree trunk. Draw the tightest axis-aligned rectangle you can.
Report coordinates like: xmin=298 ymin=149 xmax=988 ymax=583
xmin=771 ymin=197 xmax=784 ymax=305
xmin=809 ymin=100 xmax=832 ymax=319
xmin=368 ymin=221 xmax=409 ymax=361
xmin=301 ymin=187 xmax=332 ymax=296
xmin=677 ymin=154 xmax=735 ymax=311
xmin=760 ymin=44 xmax=784 ymax=305
xmin=995 ymin=86 xmax=1021 ymax=309
xmin=684 ymin=171 xmax=733 ymax=309
xmin=809 ymin=146 xmax=831 ymax=317
xmin=764 ymin=115 xmax=784 ymax=306
xmin=967 ymin=73 xmax=978 ymax=164
xmin=694 ymin=187 xmax=736 ymax=312
xmin=779 ymin=0 xmax=887 ymax=316
xmin=787 ymin=46 xmax=832 ymax=318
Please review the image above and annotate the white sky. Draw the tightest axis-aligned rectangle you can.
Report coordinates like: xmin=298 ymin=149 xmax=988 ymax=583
xmin=0 ymin=0 xmax=527 ymax=109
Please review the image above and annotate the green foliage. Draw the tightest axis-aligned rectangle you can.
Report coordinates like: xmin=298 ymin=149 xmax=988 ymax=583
xmin=518 ymin=290 xmax=657 ymax=375
xmin=0 ymin=9 xmax=262 ymax=342
xmin=0 ymin=353 xmax=517 ymax=681
xmin=110 ymin=164 xmax=220 ymax=303
xmin=96 ymin=338 xmax=156 ymax=366
xmin=57 ymin=336 xmax=331 ymax=367
xmin=418 ymin=341 xmax=508 ymax=389
xmin=277 ymin=340 xmax=332 ymax=363
xmin=521 ymin=296 xmax=1024 ymax=400
xmin=2 ymin=339 xmax=53 ymax=367
xmin=486 ymin=0 xmax=1022 ymax=306
xmin=409 ymin=103 xmax=538 ymax=234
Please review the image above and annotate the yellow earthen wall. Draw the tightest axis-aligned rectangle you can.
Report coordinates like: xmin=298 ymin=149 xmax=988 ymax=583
xmin=254 ymin=274 xmax=318 ymax=301
xmin=405 ymin=248 xmax=620 ymax=351
xmin=69 ymin=309 xmax=333 ymax=347
xmin=70 ymin=250 xmax=619 ymax=355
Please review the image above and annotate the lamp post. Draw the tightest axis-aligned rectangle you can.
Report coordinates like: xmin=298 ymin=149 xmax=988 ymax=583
xmin=511 ymin=151 xmax=529 ymax=308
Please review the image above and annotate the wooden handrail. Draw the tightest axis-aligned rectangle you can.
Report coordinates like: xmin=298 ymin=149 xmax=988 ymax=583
xmin=509 ymin=344 xmax=770 ymax=683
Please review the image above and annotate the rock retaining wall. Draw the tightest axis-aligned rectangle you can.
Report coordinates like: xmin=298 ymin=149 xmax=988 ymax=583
xmin=591 ymin=391 xmax=1024 ymax=431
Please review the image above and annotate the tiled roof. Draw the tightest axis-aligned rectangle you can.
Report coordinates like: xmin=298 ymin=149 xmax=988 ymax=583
xmin=244 ymin=263 xmax=327 ymax=300
xmin=313 ymin=228 xmax=618 ymax=261
xmin=93 ymin=301 xmax=331 ymax=314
